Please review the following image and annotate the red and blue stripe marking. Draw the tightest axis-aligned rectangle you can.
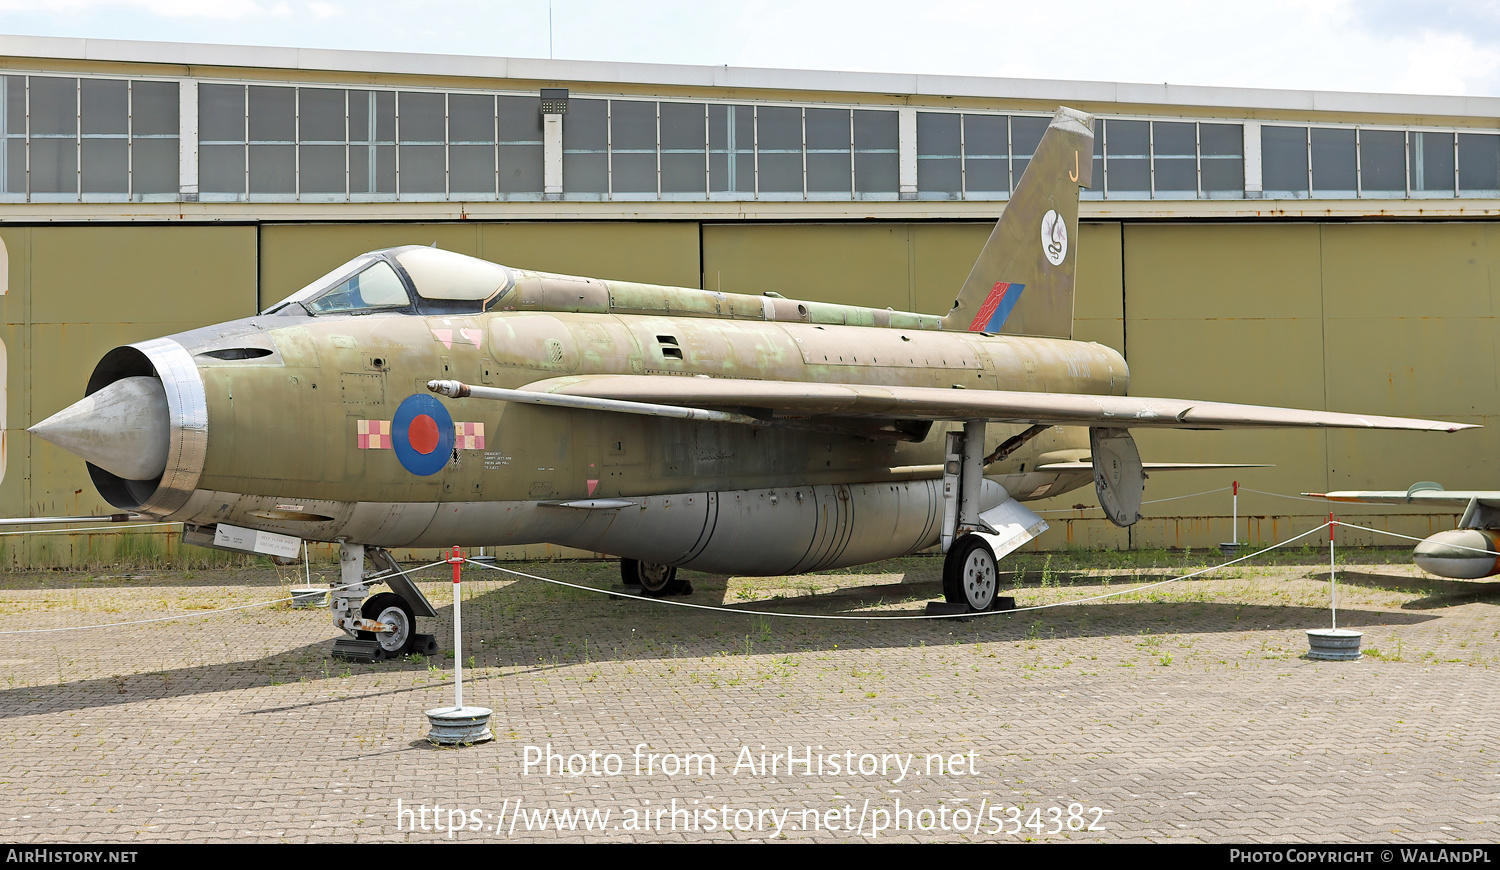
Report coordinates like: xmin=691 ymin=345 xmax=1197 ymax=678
xmin=967 ymin=281 xmax=1025 ymax=332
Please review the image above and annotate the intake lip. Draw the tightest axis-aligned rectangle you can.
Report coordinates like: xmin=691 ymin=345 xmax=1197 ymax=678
xmin=42 ymin=338 xmax=208 ymax=517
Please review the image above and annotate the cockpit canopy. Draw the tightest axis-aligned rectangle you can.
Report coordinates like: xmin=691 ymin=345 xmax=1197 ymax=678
xmin=265 ymin=246 xmax=515 ymax=316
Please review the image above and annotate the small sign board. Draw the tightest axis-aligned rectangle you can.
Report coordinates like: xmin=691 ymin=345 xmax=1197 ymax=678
xmin=212 ymin=522 xmax=302 ymax=558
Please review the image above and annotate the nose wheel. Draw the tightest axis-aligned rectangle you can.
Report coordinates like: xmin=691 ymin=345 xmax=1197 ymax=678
xmin=358 ymin=592 xmax=416 ymax=656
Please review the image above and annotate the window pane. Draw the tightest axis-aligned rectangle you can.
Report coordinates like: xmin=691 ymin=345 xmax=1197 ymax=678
xmin=1153 ymin=121 xmax=1194 ymax=156
xmin=374 ymin=143 xmax=396 ymax=192
xmin=1262 ymin=126 xmax=1308 ymax=194
xmin=299 ymin=89 xmax=346 ymax=142
xmin=1360 ymin=129 xmax=1405 ymax=192
xmin=348 ymin=91 xmax=370 ymax=142
xmin=660 ymin=103 xmax=704 ymax=194
xmin=563 ymin=99 xmax=607 ymax=193
xmin=1200 ymin=156 xmax=1243 ymax=193
xmin=131 ymin=81 xmax=178 ymax=136
xmin=200 ymin=144 xmax=244 ymax=193
xmin=300 ymin=143 xmax=345 ymax=194
xmin=498 ymin=143 xmax=542 ymax=193
xmin=853 ymin=110 xmax=897 ymax=193
xmin=200 ymin=84 xmax=244 ymax=142
xmin=80 ymin=79 xmax=127 ymax=135
xmin=1410 ymin=131 xmax=1454 ymax=192
xmin=805 ymin=108 xmax=849 ymax=149
xmin=917 ymin=112 xmax=959 ymax=194
xmin=660 ymin=102 xmax=704 ymax=150
xmin=247 ymin=86 xmax=294 ymax=141
xmin=610 ymin=100 xmax=656 ymax=151
xmin=399 ymin=143 xmax=445 ymax=193
xmin=1105 ymin=119 xmax=1149 ymax=193
xmin=807 ymin=152 xmax=849 ymax=193
xmin=1153 ymin=122 xmax=1197 ymax=193
xmin=758 ymin=153 xmax=802 ymax=193
xmin=611 ymin=152 xmax=655 ymax=193
xmin=963 ymin=115 xmax=1007 ymax=158
xmin=1199 ymin=123 xmax=1242 ymax=157
xmin=6 ymin=76 xmax=25 ymax=133
xmin=496 ymin=96 xmax=542 ymax=143
xmin=30 ymin=137 xmax=76 ymax=193
xmin=81 ymin=138 xmax=127 ymax=193
xmin=805 ymin=108 xmax=848 ymax=193
xmin=757 ymin=106 xmax=801 ymax=151
xmin=1310 ymin=127 xmax=1356 ymax=193
xmin=399 ymin=91 xmax=444 ymax=143
xmin=5 ymin=139 xmax=22 ymax=193
xmin=450 ymin=143 xmax=494 ymax=193
xmin=661 ymin=152 xmax=705 ymax=193
xmin=30 ymin=77 xmax=76 ymax=137
xmin=1459 ymin=133 xmax=1500 ymax=192
xmin=856 ymin=152 xmax=898 ymax=193
xmin=349 ymin=144 xmax=370 ymax=192
xmin=563 ymin=152 xmax=607 ymax=193
xmin=131 ymin=137 xmax=177 ymax=193
xmin=374 ymin=91 xmax=396 ymax=142
xmin=1009 ymin=116 xmax=1049 ymax=182
xmin=449 ymin=93 xmax=494 ymax=143
xmin=248 ymin=143 xmax=294 ymax=193
xmin=855 ymin=110 xmax=896 ymax=150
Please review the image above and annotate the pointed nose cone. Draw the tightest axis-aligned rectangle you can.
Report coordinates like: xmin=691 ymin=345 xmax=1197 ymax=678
xmin=29 ymin=377 xmax=170 ymax=480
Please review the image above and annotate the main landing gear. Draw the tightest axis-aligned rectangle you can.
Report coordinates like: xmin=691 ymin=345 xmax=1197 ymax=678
xmin=620 ymin=558 xmax=693 ymax=597
xmin=936 ymin=421 xmax=1050 ymax=613
xmin=331 ymin=542 xmax=440 ymax=662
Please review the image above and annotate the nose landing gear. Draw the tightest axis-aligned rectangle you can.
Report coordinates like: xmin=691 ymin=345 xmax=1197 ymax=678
xmin=331 ymin=542 xmax=440 ymax=662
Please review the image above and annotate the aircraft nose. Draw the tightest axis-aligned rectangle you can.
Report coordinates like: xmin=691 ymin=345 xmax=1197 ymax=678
xmin=28 ymin=376 xmax=170 ymax=480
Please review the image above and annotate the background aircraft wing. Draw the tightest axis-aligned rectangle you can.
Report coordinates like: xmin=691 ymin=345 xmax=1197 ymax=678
xmin=1309 ymin=489 xmax=1500 ymax=507
xmin=517 ymin=375 xmax=1475 ymax=433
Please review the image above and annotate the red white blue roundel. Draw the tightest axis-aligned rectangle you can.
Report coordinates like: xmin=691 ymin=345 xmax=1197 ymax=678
xmin=392 ymin=394 xmax=455 ymax=476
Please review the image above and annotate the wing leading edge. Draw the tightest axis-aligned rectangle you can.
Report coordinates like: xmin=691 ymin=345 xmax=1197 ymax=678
xmin=502 ymin=374 xmax=1475 ymax=433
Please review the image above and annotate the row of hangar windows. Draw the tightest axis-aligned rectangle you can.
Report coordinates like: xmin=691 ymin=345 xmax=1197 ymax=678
xmin=1 ymin=74 xmax=1499 ymax=202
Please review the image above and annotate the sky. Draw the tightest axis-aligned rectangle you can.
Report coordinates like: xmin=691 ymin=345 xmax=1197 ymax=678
xmin=0 ymin=0 xmax=1498 ymax=98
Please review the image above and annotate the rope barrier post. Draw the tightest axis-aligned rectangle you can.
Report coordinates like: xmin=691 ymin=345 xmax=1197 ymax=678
xmin=426 ymin=546 xmax=493 ymax=745
xmin=1307 ymin=515 xmax=1363 ymax=661
xmin=1219 ymin=481 xmax=1242 ymax=557
xmin=1330 ymin=513 xmax=1337 ymax=631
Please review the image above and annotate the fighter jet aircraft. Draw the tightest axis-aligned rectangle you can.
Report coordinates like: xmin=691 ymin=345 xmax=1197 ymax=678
xmin=1309 ymin=483 xmax=1500 ymax=579
xmin=29 ymin=106 xmax=1474 ymax=660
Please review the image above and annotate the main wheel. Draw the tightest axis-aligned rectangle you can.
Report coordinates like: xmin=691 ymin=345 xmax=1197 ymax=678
xmin=358 ymin=592 xmax=416 ymax=657
xmin=943 ymin=535 xmax=1000 ymax=612
xmin=621 ymin=558 xmax=686 ymax=597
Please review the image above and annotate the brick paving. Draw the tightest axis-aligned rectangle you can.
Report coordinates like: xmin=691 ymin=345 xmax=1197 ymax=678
xmin=1 ymin=554 xmax=1497 ymax=842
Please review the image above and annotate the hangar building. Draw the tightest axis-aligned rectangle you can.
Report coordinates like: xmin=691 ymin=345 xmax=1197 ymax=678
xmin=1 ymin=35 xmax=1495 ymax=561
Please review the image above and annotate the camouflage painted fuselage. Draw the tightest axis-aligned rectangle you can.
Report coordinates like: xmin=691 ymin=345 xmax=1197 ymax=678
xmin=98 ymin=270 xmax=1127 ymax=574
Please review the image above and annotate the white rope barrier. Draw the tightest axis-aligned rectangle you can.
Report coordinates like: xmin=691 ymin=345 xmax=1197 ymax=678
xmin=0 ymin=510 xmax=1484 ymax=635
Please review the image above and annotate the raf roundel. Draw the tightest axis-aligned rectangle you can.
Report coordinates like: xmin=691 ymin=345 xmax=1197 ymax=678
xmin=392 ymin=393 xmax=456 ymax=476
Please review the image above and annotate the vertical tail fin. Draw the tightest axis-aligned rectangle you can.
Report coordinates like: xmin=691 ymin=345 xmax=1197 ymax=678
xmin=940 ymin=106 xmax=1095 ymax=338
